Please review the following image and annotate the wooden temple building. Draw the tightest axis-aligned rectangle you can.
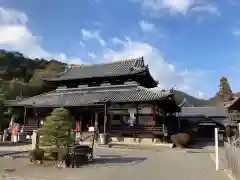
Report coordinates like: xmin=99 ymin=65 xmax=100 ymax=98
xmin=6 ymin=57 xmax=180 ymax=143
xmin=224 ymin=94 xmax=240 ymax=125
xmin=178 ymin=106 xmax=228 ymax=140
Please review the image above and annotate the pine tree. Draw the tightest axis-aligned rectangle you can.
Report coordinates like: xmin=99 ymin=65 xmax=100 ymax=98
xmin=39 ymin=108 xmax=74 ymax=147
xmin=0 ymin=87 xmax=7 ymax=131
xmin=218 ymin=77 xmax=232 ymax=101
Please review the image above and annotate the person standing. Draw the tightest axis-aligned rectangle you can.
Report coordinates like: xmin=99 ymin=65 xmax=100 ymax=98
xmin=11 ymin=123 xmax=19 ymax=143
xmin=70 ymin=129 xmax=76 ymax=145
xmin=75 ymin=119 xmax=82 ymax=141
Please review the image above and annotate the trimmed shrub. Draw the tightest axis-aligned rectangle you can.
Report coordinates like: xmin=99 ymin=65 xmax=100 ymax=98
xmin=171 ymin=133 xmax=190 ymax=148
xmin=39 ymin=108 xmax=74 ymax=147
xmin=29 ymin=148 xmax=45 ymax=164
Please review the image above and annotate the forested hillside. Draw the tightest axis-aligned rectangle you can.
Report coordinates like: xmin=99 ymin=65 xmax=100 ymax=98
xmin=0 ymin=50 xmax=66 ymax=100
xmin=173 ymin=90 xmax=217 ymax=106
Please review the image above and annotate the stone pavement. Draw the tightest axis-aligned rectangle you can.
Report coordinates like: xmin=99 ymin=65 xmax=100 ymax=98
xmin=0 ymin=147 xmax=230 ymax=180
xmin=0 ymin=144 xmax=31 ymax=152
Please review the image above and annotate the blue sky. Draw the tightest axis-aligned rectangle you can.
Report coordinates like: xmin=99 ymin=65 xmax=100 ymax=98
xmin=0 ymin=0 xmax=239 ymax=99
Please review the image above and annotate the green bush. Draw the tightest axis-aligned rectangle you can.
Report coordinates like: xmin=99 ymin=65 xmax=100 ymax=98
xmin=39 ymin=108 xmax=74 ymax=147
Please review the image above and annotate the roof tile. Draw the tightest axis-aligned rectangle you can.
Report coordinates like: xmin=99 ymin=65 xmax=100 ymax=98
xmin=44 ymin=57 xmax=146 ymax=81
xmin=6 ymin=84 xmax=172 ymax=107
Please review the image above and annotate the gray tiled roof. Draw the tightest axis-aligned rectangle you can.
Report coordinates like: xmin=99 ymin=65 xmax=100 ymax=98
xmin=179 ymin=106 xmax=228 ymax=117
xmin=43 ymin=57 xmax=148 ymax=81
xmin=6 ymin=84 xmax=172 ymax=107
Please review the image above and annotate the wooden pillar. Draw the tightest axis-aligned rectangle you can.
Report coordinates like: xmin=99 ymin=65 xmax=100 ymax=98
xmin=23 ymin=106 xmax=27 ymax=125
xmin=90 ymin=114 xmax=93 ymax=126
xmin=153 ymin=104 xmax=156 ymax=126
xmin=177 ymin=112 xmax=181 ymax=131
xmin=133 ymin=104 xmax=139 ymax=141
xmin=163 ymin=112 xmax=168 ymax=143
xmin=103 ymin=103 xmax=108 ymax=134
xmin=94 ymin=112 xmax=98 ymax=133
xmin=136 ymin=104 xmax=139 ymax=125
xmin=79 ymin=115 xmax=82 ymax=132
xmin=120 ymin=113 xmax=123 ymax=136
xmin=152 ymin=104 xmax=156 ymax=142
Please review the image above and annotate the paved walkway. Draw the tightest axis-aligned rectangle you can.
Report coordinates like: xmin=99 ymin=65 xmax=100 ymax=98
xmin=0 ymin=147 xmax=229 ymax=180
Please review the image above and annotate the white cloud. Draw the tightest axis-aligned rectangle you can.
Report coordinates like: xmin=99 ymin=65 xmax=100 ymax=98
xmin=0 ymin=7 xmax=83 ymax=64
xmin=139 ymin=20 xmax=157 ymax=33
xmin=81 ymin=29 xmax=106 ymax=47
xmin=53 ymin=53 xmax=83 ymax=65
xmin=132 ymin=0 xmax=219 ymax=16
xmin=198 ymin=91 xmax=204 ymax=99
xmin=79 ymin=41 xmax=85 ymax=48
xmin=232 ymin=29 xmax=240 ymax=36
xmin=88 ymin=52 xmax=97 ymax=58
xmin=192 ymin=4 xmax=220 ymax=15
xmin=0 ymin=7 xmax=28 ymax=25
xmin=102 ymin=37 xmax=206 ymax=97
xmin=112 ymin=37 xmax=125 ymax=45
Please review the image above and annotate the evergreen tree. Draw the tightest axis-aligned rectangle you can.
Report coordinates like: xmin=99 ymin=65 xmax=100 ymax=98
xmin=0 ymin=87 xmax=7 ymax=131
xmin=39 ymin=108 xmax=74 ymax=147
xmin=218 ymin=77 xmax=232 ymax=101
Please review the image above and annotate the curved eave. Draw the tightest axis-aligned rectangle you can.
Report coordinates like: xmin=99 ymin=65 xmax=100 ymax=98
xmin=143 ymin=67 xmax=158 ymax=88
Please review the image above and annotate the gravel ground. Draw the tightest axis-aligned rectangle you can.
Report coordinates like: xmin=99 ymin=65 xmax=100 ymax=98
xmin=0 ymin=147 xmax=230 ymax=180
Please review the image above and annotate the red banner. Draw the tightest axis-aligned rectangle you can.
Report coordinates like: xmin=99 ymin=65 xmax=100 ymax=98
xmin=75 ymin=121 xmax=81 ymax=132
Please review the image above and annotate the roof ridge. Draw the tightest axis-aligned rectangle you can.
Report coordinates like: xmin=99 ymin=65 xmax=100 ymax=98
xmin=56 ymin=84 xmax=139 ymax=91
xmin=71 ymin=57 xmax=144 ymax=68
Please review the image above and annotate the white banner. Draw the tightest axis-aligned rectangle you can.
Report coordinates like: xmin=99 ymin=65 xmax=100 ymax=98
xmin=128 ymin=108 xmax=136 ymax=127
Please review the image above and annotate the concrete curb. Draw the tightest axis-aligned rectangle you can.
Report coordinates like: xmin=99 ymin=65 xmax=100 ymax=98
xmin=0 ymin=150 xmax=29 ymax=157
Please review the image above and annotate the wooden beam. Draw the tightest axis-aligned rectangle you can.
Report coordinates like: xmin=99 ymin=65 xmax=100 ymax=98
xmin=104 ymin=103 xmax=108 ymax=134
xmin=136 ymin=104 xmax=139 ymax=125
xmin=94 ymin=112 xmax=99 ymax=133
xmin=153 ymin=104 xmax=156 ymax=126
xmin=23 ymin=106 xmax=27 ymax=125
xmin=152 ymin=104 xmax=156 ymax=142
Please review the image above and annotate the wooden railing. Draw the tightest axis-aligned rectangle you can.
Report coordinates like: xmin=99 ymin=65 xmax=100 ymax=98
xmin=224 ymin=142 xmax=240 ymax=180
xmin=20 ymin=125 xmax=41 ymax=134
xmin=109 ymin=125 xmax=164 ymax=137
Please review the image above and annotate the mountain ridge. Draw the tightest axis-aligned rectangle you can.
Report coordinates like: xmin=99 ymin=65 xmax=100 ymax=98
xmin=173 ymin=90 xmax=218 ymax=106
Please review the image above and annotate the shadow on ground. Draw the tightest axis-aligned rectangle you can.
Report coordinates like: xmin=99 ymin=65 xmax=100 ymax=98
xmin=190 ymin=141 xmax=224 ymax=149
xmin=93 ymin=155 xmax=147 ymax=165
xmin=7 ymin=153 xmax=147 ymax=166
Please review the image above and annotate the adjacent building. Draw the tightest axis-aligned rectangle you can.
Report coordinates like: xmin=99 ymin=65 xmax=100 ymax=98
xmin=178 ymin=106 xmax=228 ymax=140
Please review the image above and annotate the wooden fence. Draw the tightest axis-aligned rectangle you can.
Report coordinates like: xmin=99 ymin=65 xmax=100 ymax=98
xmin=225 ymin=142 xmax=240 ymax=180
